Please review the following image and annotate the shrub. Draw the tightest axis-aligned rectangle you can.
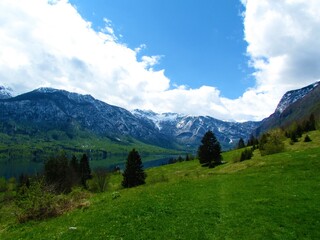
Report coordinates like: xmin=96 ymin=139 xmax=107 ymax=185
xmin=15 ymin=179 xmax=91 ymax=223
xmin=0 ymin=177 xmax=7 ymax=192
xmin=15 ymin=179 xmax=57 ymax=223
xmin=240 ymin=148 xmax=254 ymax=162
xmin=259 ymin=129 xmax=285 ymax=156
xmin=304 ymin=135 xmax=312 ymax=142
xmin=87 ymin=169 xmax=111 ymax=193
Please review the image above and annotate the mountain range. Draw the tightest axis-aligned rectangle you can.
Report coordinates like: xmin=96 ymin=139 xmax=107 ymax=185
xmin=0 ymin=82 xmax=319 ymax=153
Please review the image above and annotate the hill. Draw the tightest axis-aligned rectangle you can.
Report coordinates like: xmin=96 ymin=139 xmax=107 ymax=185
xmin=256 ymin=81 xmax=320 ymax=135
xmin=1 ymin=130 xmax=320 ymax=239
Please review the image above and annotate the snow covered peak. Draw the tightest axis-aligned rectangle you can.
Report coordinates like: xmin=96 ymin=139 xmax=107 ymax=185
xmin=275 ymin=81 xmax=319 ymax=113
xmin=0 ymin=85 xmax=14 ymax=99
xmin=34 ymin=87 xmax=59 ymax=94
xmin=132 ymin=109 xmax=182 ymax=122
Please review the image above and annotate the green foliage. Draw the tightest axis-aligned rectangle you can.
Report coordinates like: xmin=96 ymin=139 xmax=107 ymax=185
xmin=198 ymin=130 xmax=222 ymax=167
xmin=2 ymin=131 xmax=320 ymax=239
xmin=240 ymin=148 xmax=254 ymax=162
xmin=111 ymin=191 xmax=121 ymax=200
xmin=122 ymin=149 xmax=146 ymax=188
xmin=15 ymin=179 xmax=91 ymax=223
xmin=285 ymin=114 xmax=317 ymax=143
xmin=259 ymin=129 xmax=285 ymax=156
xmin=0 ymin=177 xmax=7 ymax=192
xmin=87 ymin=168 xmax=111 ymax=193
xmin=237 ymin=138 xmax=245 ymax=149
xmin=247 ymin=134 xmax=259 ymax=147
xmin=304 ymin=135 xmax=312 ymax=142
xmin=79 ymin=154 xmax=92 ymax=188
xmin=15 ymin=179 xmax=57 ymax=223
xmin=44 ymin=153 xmax=72 ymax=193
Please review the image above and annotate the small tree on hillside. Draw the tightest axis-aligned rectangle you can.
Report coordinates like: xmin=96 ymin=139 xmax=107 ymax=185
xmin=122 ymin=149 xmax=146 ymax=188
xmin=80 ymin=154 xmax=91 ymax=188
xmin=197 ymin=130 xmax=222 ymax=168
xmin=237 ymin=138 xmax=245 ymax=149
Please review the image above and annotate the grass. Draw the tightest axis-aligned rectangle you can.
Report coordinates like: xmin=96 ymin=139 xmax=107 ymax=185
xmin=1 ymin=131 xmax=320 ymax=239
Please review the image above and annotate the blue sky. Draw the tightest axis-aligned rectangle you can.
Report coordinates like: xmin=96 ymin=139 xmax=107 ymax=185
xmin=1 ymin=0 xmax=320 ymax=121
xmin=70 ymin=0 xmax=252 ymax=99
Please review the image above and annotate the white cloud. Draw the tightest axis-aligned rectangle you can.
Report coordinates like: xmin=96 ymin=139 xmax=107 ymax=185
xmin=240 ymin=0 xmax=320 ymax=111
xmin=0 ymin=0 xmax=319 ymax=122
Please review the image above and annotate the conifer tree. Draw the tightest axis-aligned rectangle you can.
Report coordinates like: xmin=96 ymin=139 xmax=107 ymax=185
xmin=44 ymin=153 xmax=71 ymax=193
xmin=197 ymin=130 xmax=222 ymax=168
xmin=80 ymin=154 xmax=91 ymax=188
xmin=237 ymin=138 xmax=245 ymax=149
xmin=69 ymin=155 xmax=80 ymax=186
xmin=122 ymin=149 xmax=146 ymax=188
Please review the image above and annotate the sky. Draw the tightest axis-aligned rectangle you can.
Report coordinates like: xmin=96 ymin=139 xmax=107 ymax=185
xmin=1 ymin=0 xmax=320 ymax=122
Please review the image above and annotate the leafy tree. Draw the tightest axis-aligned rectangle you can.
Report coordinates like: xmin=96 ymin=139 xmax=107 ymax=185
xmin=79 ymin=154 xmax=91 ymax=188
xmin=237 ymin=138 xmax=245 ymax=149
xmin=197 ymin=130 xmax=222 ymax=168
xmin=122 ymin=149 xmax=146 ymax=188
xmin=259 ymin=129 xmax=285 ymax=156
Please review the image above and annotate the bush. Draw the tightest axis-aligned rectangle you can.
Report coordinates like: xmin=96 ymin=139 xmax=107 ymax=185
xmin=259 ymin=130 xmax=285 ymax=156
xmin=304 ymin=135 xmax=312 ymax=142
xmin=87 ymin=169 xmax=111 ymax=193
xmin=15 ymin=179 xmax=91 ymax=223
xmin=240 ymin=148 xmax=254 ymax=162
xmin=0 ymin=177 xmax=7 ymax=192
xmin=15 ymin=179 xmax=57 ymax=223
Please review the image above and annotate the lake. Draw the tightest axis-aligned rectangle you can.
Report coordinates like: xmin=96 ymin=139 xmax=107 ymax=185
xmin=0 ymin=154 xmax=181 ymax=179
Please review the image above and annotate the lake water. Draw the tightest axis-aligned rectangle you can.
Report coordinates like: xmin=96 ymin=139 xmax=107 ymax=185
xmin=0 ymin=154 xmax=181 ymax=179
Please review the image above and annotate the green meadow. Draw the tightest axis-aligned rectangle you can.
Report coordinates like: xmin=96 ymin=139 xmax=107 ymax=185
xmin=1 ymin=131 xmax=320 ymax=239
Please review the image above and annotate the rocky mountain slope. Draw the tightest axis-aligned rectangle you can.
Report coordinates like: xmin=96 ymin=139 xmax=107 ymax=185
xmin=0 ymin=86 xmax=13 ymax=99
xmin=0 ymin=88 xmax=171 ymax=148
xmin=256 ymin=81 xmax=320 ymax=135
xmin=0 ymin=88 xmax=260 ymax=150
xmin=132 ymin=110 xmax=260 ymax=150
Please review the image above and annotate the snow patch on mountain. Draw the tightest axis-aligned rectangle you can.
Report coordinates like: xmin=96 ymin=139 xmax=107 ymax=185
xmin=0 ymin=86 xmax=14 ymax=99
xmin=275 ymin=81 xmax=319 ymax=113
xmin=132 ymin=109 xmax=183 ymax=130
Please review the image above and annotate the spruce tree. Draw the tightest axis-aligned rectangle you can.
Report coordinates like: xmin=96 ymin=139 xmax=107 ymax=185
xmin=122 ymin=149 xmax=146 ymax=188
xmin=69 ymin=155 xmax=80 ymax=186
xmin=44 ymin=153 xmax=71 ymax=193
xmin=197 ymin=130 xmax=222 ymax=168
xmin=80 ymin=154 xmax=91 ymax=188
xmin=237 ymin=138 xmax=245 ymax=149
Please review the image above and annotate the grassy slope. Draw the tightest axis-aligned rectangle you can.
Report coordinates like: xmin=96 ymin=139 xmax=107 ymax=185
xmin=1 ymin=131 xmax=320 ymax=239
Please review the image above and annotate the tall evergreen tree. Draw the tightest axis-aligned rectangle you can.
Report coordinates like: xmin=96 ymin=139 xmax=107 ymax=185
xmin=69 ymin=155 xmax=80 ymax=186
xmin=80 ymin=154 xmax=91 ymax=188
xmin=122 ymin=149 xmax=146 ymax=188
xmin=44 ymin=153 xmax=71 ymax=193
xmin=237 ymin=138 xmax=245 ymax=149
xmin=197 ymin=130 xmax=222 ymax=168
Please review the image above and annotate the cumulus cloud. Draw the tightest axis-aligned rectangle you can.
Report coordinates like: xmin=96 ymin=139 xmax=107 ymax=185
xmin=0 ymin=0 xmax=319 ymax=122
xmin=239 ymin=0 xmax=320 ymax=116
xmin=0 ymin=0 xmax=169 ymax=107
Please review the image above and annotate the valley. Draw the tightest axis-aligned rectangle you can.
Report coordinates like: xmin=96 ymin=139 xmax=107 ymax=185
xmin=1 ymin=130 xmax=320 ymax=239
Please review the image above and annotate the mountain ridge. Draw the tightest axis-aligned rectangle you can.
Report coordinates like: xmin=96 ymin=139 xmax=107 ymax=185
xmin=256 ymin=81 xmax=320 ymax=135
xmin=0 ymin=87 xmax=260 ymax=150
